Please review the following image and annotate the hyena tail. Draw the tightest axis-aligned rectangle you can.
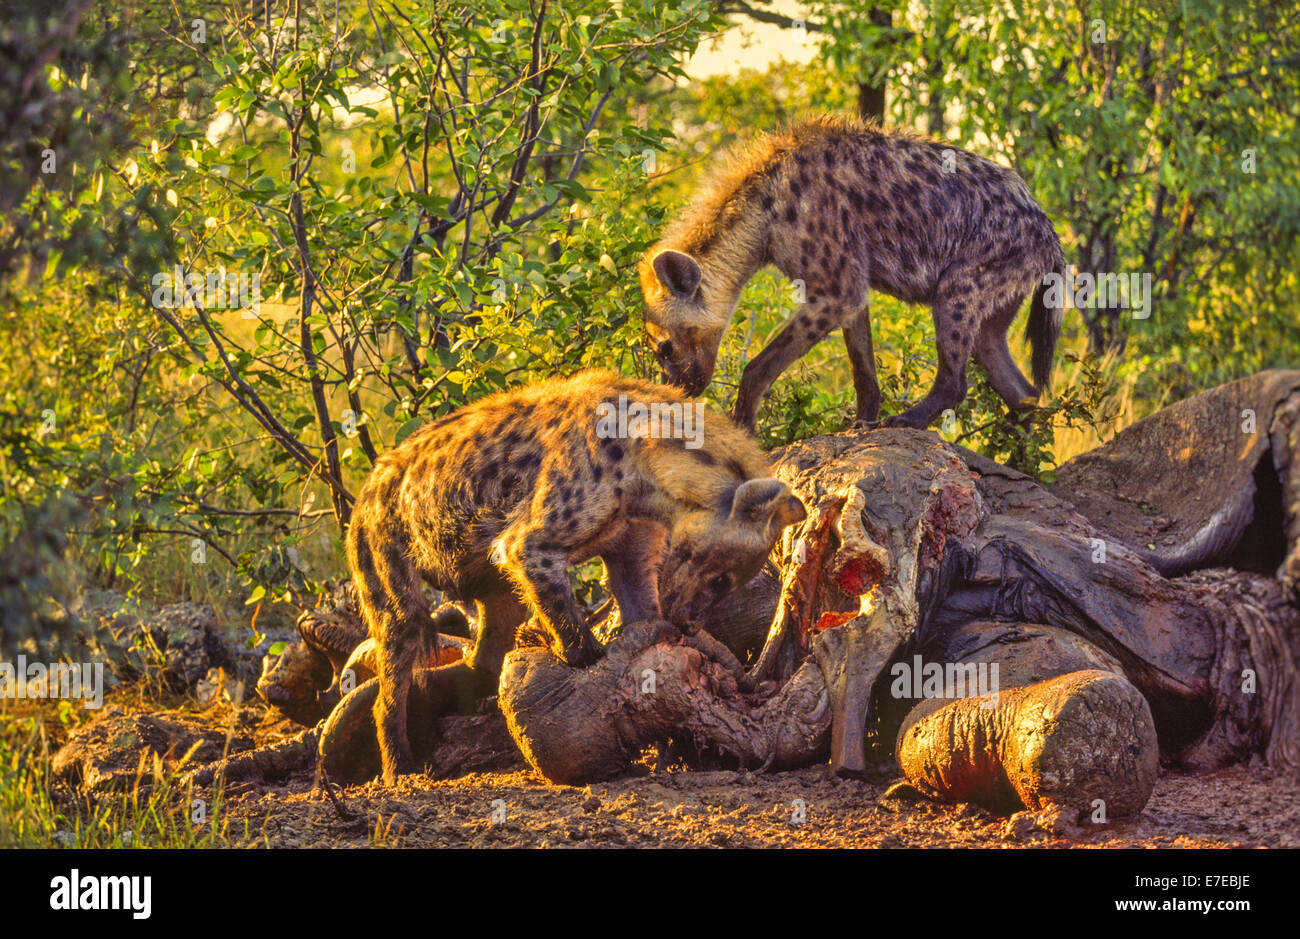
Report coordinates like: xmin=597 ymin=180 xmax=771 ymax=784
xmin=1026 ymin=254 xmax=1066 ymax=392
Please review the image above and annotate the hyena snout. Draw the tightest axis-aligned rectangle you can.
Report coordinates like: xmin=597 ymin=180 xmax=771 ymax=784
xmin=660 ymin=479 xmax=806 ymax=627
xmin=656 ymin=329 xmax=724 ymax=399
xmin=659 ymin=353 xmax=711 ymax=398
xmin=641 ymin=250 xmax=721 ymax=397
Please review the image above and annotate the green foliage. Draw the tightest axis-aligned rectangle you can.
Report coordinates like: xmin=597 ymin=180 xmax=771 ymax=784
xmin=122 ymin=0 xmax=718 ymax=524
xmin=947 ymin=356 xmax=1114 ymax=476
xmin=1 ymin=0 xmax=720 ymax=617
xmin=0 ymin=0 xmax=1297 ymax=631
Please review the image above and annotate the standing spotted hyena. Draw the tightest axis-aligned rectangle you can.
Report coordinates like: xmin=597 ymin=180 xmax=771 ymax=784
xmin=638 ymin=114 xmax=1067 ymax=430
xmin=346 ymin=369 xmax=806 ymax=783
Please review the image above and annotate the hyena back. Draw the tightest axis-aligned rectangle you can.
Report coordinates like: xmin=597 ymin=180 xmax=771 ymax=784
xmin=638 ymin=114 xmax=1066 ymax=430
xmin=346 ymin=369 xmax=805 ymax=783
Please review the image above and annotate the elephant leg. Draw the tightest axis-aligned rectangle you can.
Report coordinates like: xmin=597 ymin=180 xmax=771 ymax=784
xmin=895 ymin=668 xmax=1159 ymax=817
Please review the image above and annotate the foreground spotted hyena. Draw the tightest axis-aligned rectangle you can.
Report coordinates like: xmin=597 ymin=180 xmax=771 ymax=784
xmin=347 ymin=369 xmax=806 ymax=783
xmin=638 ymin=114 xmax=1067 ymax=430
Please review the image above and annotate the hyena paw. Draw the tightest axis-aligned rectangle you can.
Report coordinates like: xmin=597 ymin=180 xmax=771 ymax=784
xmin=561 ymin=634 xmax=606 ymax=669
xmin=381 ymin=762 xmax=418 ymax=786
xmin=380 ymin=746 xmax=419 ymax=785
xmin=880 ymin=413 xmax=925 ymax=429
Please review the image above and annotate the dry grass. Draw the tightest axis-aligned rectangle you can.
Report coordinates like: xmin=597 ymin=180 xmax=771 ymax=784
xmin=0 ymin=697 xmax=268 ymax=848
xmin=1049 ymin=344 xmax=1164 ymax=465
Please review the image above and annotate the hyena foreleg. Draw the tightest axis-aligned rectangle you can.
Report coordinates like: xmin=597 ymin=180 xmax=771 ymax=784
xmin=348 ymin=520 xmax=431 ymax=785
xmin=600 ymin=521 xmax=667 ymax=625
xmin=734 ymin=298 xmax=839 ymax=430
xmin=496 ymin=525 xmax=603 ymax=666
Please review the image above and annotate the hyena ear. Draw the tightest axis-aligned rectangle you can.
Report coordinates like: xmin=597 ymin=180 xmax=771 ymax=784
xmin=652 ymin=250 xmax=702 ymax=301
xmin=729 ymin=479 xmax=807 ymax=530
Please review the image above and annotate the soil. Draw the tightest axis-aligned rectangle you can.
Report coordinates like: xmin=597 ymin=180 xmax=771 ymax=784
xmin=27 ymin=683 xmax=1299 ymax=849
xmin=216 ymin=759 xmax=1300 ymax=848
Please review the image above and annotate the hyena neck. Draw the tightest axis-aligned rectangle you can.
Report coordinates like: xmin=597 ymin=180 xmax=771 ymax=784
xmin=700 ymin=241 xmax=765 ymax=326
xmin=664 ymin=193 xmax=771 ymax=328
xmin=637 ymin=423 xmax=766 ymax=516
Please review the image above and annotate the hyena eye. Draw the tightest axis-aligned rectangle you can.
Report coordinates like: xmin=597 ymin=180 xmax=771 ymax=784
xmin=709 ymin=573 xmax=731 ymax=596
xmin=657 ymin=339 xmax=673 ymax=360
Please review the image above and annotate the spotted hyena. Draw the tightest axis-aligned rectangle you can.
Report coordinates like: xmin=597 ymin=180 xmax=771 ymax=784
xmin=638 ymin=114 xmax=1067 ymax=430
xmin=346 ymin=369 xmax=806 ymax=783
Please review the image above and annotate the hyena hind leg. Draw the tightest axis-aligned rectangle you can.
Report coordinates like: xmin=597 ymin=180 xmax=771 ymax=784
xmin=842 ymin=304 xmax=881 ymax=425
xmin=349 ymin=525 xmax=431 ymax=785
xmin=886 ymin=292 xmax=974 ymax=429
xmin=974 ymin=295 xmax=1039 ymax=410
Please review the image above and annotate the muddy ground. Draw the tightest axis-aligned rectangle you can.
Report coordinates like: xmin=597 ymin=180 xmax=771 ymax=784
xmin=217 ymin=755 xmax=1300 ymax=848
xmin=30 ymin=690 xmax=1299 ymax=848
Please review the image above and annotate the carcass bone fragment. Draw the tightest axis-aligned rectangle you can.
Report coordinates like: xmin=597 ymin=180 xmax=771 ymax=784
xmin=813 ymin=485 xmax=915 ymax=774
xmin=743 ymin=482 xmax=912 ymax=774
xmin=746 ymin=493 xmax=844 ymax=685
xmin=812 ymin=597 xmax=910 ymax=774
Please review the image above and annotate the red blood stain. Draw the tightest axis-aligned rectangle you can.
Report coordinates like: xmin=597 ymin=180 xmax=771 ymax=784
xmin=919 ymin=484 xmax=978 ymax=571
xmin=836 ymin=557 xmax=884 ymax=596
xmin=813 ymin=609 xmax=858 ymax=632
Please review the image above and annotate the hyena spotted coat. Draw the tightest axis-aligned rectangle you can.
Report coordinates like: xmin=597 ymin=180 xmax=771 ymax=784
xmin=638 ymin=114 xmax=1067 ymax=430
xmin=347 ymin=369 xmax=806 ymax=783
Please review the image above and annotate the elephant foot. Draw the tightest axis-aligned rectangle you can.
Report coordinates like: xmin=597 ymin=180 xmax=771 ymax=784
xmin=896 ymin=669 xmax=1159 ymax=817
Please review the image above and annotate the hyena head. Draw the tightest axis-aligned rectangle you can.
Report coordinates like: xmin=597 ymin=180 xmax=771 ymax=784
xmin=638 ymin=249 xmax=727 ymax=397
xmin=658 ymin=478 xmax=806 ymax=627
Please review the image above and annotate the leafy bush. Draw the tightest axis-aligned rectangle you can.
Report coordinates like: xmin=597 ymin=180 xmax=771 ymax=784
xmin=0 ymin=0 xmax=1296 ymax=623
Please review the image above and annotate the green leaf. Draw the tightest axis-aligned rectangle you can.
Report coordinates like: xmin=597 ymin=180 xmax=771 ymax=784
xmin=394 ymin=418 xmax=423 ymax=446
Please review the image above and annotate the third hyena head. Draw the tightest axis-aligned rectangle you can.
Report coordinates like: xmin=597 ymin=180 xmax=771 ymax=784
xmin=658 ymin=478 xmax=806 ymax=627
xmin=638 ymin=249 xmax=727 ymax=397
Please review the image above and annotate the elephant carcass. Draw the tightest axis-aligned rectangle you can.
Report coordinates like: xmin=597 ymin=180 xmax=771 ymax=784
xmin=495 ymin=375 xmax=1300 ymax=813
xmin=747 ymin=430 xmax=985 ymax=774
xmin=1048 ymin=369 xmax=1300 ymax=589
xmin=756 ymin=429 xmax=1164 ymax=813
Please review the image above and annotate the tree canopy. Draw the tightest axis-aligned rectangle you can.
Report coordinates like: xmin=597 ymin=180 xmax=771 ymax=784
xmin=1 ymin=0 xmax=1296 ymax=649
